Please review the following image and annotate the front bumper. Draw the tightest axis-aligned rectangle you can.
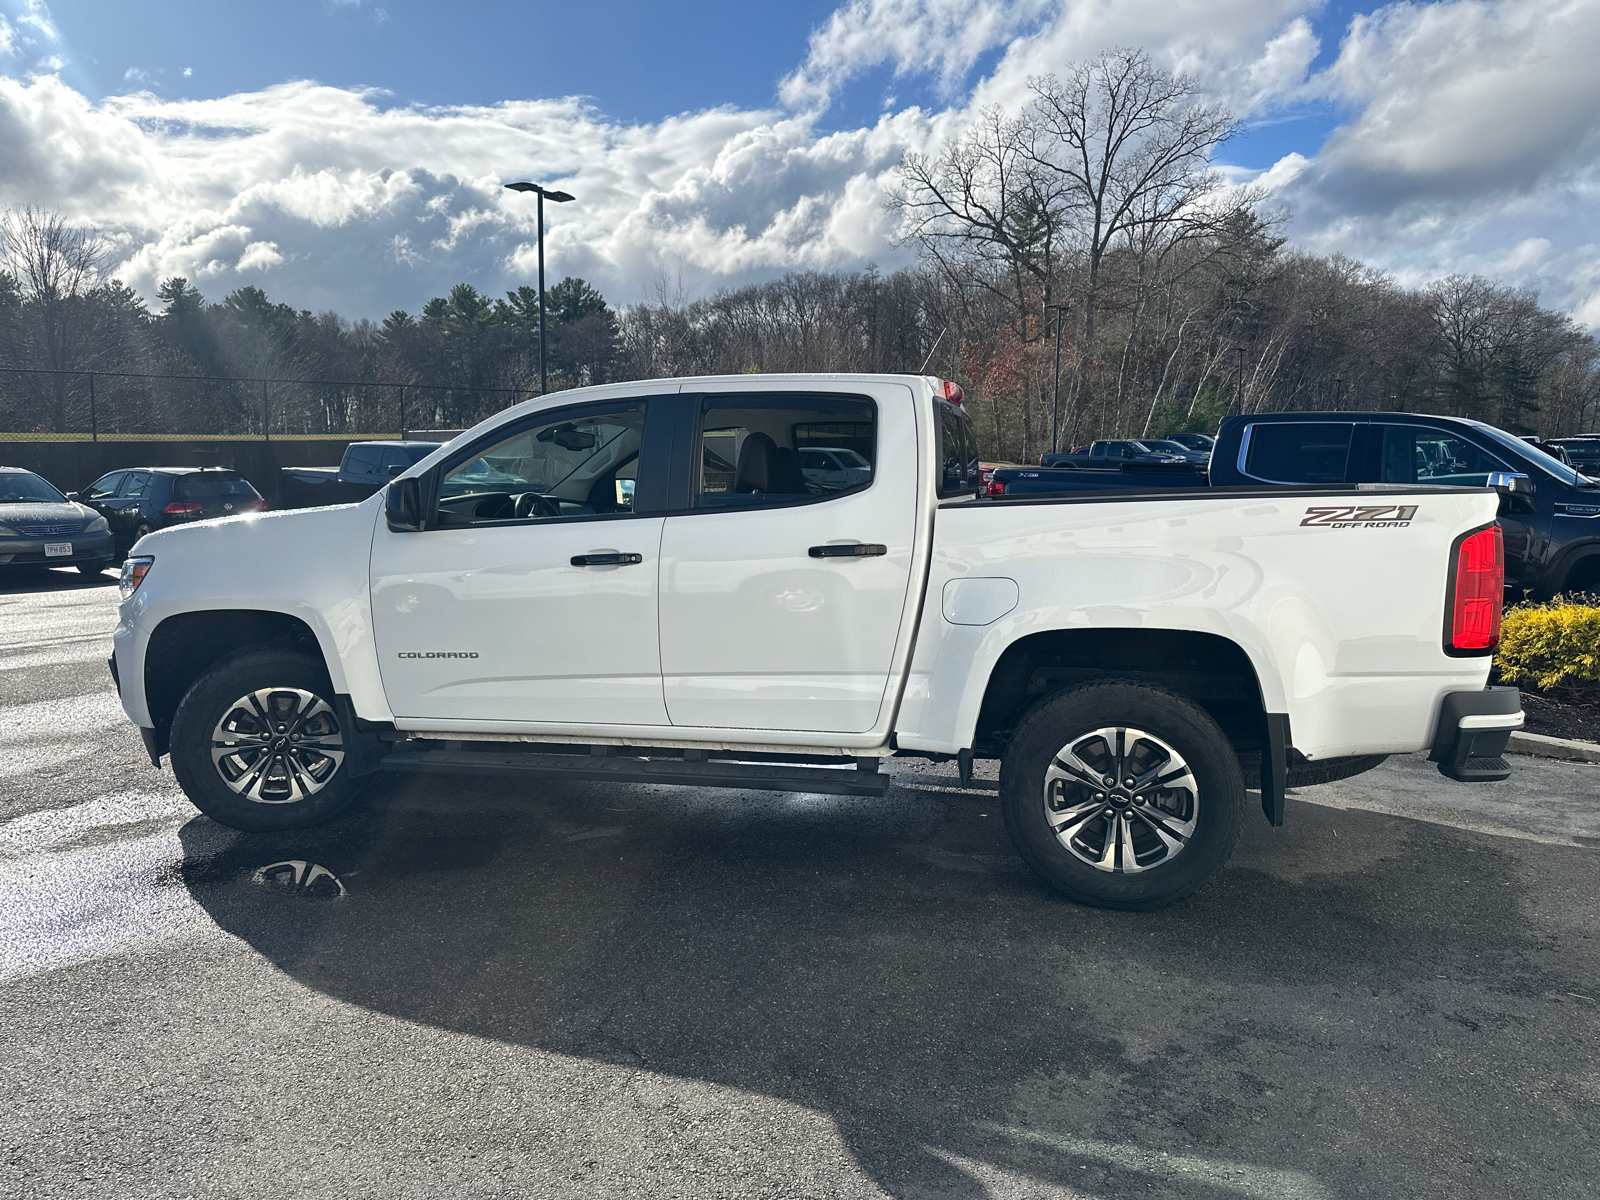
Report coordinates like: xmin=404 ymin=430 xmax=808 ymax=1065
xmin=0 ymin=530 xmax=116 ymax=569
xmin=1428 ymin=685 xmax=1522 ymax=782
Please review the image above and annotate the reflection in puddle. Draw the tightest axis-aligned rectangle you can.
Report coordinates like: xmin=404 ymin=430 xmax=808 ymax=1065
xmin=252 ymin=860 xmax=348 ymax=899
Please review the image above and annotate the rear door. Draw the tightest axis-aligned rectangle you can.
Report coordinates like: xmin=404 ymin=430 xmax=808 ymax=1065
xmin=115 ymin=471 xmax=155 ymax=540
xmin=654 ymin=382 xmax=920 ymax=733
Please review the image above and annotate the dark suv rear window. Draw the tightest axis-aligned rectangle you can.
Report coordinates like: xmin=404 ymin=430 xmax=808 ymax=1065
xmin=175 ymin=474 xmax=260 ymax=499
xmin=1242 ymin=423 xmax=1354 ymax=484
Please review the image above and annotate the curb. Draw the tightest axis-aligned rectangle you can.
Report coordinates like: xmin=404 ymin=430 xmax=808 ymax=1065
xmin=1508 ymin=731 xmax=1600 ymax=763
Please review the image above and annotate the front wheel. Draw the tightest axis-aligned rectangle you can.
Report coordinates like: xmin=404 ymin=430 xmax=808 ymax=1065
xmin=1000 ymin=681 xmax=1244 ymax=911
xmin=169 ymin=648 xmax=365 ymax=831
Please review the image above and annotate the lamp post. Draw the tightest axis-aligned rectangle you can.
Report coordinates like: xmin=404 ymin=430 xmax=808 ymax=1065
xmin=504 ymin=181 xmax=575 ymax=395
xmin=1234 ymin=346 xmax=1247 ymax=414
xmin=1044 ymin=302 xmax=1072 ymax=455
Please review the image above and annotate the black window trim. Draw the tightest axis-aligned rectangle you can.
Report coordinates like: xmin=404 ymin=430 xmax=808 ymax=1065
xmin=419 ymin=394 xmax=675 ymax=530
xmin=666 ymin=389 xmax=881 ymax=517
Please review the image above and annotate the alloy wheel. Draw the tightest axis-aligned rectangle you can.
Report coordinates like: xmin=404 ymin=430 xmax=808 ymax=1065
xmin=1042 ymin=725 xmax=1200 ymax=873
xmin=211 ymin=687 xmax=345 ymax=804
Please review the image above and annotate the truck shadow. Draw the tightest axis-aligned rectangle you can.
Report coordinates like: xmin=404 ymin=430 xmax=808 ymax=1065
xmin=0 ymin=567 xmax=117 ymax=594
xmin=177 ymin=775 xmax=1599 ymax=1198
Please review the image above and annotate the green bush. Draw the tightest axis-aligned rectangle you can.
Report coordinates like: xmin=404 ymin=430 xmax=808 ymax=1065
xmin=1495 ymin=597 xmax=1600 ymax=703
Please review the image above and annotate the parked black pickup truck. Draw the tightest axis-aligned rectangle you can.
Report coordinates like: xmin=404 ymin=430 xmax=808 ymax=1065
xmin=280 ymin=440 xmax=440 ymax=509
xmin=1208 ymin=411 xmax=1600 ymax=598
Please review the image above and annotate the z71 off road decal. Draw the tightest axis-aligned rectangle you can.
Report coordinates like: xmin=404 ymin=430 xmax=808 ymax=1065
xmin=1300 ymin=505 xmax=1418 ymax=528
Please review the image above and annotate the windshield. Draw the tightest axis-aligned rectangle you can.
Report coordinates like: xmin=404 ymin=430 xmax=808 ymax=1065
xmin=0 ymin=471 xmax=67 ymax=504
xmin=1476 ymin=425 xmax=1596 ymax=487
xmin=176 ymin=475 xmax=261 ymax=499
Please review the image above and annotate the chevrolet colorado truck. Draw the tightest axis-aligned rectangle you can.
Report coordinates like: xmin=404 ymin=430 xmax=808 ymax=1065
xmin=111 ymin=374 xmax=1522 ymax=910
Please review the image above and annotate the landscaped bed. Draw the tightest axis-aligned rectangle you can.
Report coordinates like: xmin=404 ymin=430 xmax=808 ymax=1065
xmin=1495 ymin=595 xmax=1600 ymax=746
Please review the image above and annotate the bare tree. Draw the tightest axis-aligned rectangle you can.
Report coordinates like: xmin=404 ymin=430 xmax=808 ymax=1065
xmin=1027 ymin=49 xmax=1239 ymax=434
xmin=0 ymin=206 xmax=108 ymax=431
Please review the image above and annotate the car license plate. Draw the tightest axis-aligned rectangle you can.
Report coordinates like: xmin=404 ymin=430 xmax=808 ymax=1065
xmin=44 ymin=542 xmax=72 ymax=558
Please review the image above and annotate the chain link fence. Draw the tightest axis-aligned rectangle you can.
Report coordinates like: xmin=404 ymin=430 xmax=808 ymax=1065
xmin=0 ymin=366 xmax=536 ymax=442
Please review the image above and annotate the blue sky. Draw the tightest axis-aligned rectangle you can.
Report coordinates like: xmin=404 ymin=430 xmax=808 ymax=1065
xmin=48 ymin=0 xmax=1350 ymax=167
xmin=3 ymin=0 xmax=1598 ymax=327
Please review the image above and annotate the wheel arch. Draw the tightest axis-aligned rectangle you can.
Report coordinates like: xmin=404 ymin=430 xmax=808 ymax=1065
xmin=1550 ymin=541 xmax=1600 ymax=597
xmin=968 ymin=627 xmax=1274 ymax=761
xmin=142 ymin=608 xmax=333 ymax=743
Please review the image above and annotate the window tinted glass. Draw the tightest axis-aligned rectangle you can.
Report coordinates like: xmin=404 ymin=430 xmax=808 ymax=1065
xmin=696 ymin=396 xmax=875 ymax=509
xmin=344 ymin=447 xmax=382 ymax=477
xmin=937 ymin=401 xmax=973 ymax=497
xmin=437 ymin=404 xmax=646 ymax=525
xmin=0 ymin=471 xmax=66 ymax=503
xmin=84 ymin=472 xmax=125 ymax=500
xmin=119 ymin=472 xmax=152 ymax=498
xmin=1379 ymin=426 xmax=1506 ymax=487
xmin=1243 ymin=423 xmax=1354 ymax=483
xmin=177 ymin=475 xmax=259 ymax=498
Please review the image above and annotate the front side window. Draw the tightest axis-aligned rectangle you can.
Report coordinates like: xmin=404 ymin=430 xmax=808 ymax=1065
xmin=1379 ymin=426 xmax=1507 ymax=487
xmin=84 ymin=472 xmax=125 ymax=501
xmin=437 ymin=404 xmax=646 ymax=525
xmin=1242 ymin=422 xmax=1354 ymax=484
xmin=695 ymin=396 xmax=876 ymax=509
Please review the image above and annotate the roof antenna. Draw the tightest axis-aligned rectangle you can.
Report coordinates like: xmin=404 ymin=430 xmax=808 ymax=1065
xmin=918 ymin=327 xmax=947 ymax=375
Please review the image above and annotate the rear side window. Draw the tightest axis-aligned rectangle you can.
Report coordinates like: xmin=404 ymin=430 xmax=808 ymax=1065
xmin=177 ymin=475 xmax=260 ymax=499
xmin=119 ymin=472 xmax=152 ymax=498
xmin=694 ymin=395 xmax=876 ymax=509
xmin=1242 ymin=423 xmax=1354 ymax=484
xmin=937 ymin=401 xmax=975 ymax=497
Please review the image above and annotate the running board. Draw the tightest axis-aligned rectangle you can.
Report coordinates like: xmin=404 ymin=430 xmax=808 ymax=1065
xmin=379 ymin=747 xmax=893 ymax=797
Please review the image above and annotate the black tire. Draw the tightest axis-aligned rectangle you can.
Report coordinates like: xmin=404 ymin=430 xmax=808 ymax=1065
xmin=1000 ymin=681 xmax=1243 ymax=911
xmin=132 ymin=522 xmax=153 ymax=548
xmin=169 ymin=647 xmax=364 ymax=832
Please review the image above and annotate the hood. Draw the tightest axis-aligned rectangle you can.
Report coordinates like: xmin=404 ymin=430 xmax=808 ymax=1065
xmin=0 ymin=501 xmax=99 ymax=530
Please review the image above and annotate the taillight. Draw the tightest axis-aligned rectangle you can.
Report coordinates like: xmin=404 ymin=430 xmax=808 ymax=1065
xmin=1447 ymin=524 xmax=1503 ymax=653
xmin=247 ymin=499 xmax=268 ymax=511
xmin=162 ymin=501 xmax=202 ymax=516
xmin=987 ymin=479 xmax=1006 ymax=497
xmin=934 ymin=379 xmax=963 ymax=405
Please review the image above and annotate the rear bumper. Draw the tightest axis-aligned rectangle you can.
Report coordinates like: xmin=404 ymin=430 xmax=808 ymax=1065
xmin=1428 ymin=685 xmax=1522 ymax=782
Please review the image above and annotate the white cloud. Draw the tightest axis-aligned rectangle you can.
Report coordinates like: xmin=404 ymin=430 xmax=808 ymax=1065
xmin=0 ymin=0 xmax=1594 ymax=330
xmin=235 ymin=239 xmax=285 ymax=271
xmin=1275 ymin=0 xmax=1600 ymax=323
xmin=0 ymin=16 xmax=16 ymax=57
xmin=18 ymin=0 xmax=58 ymax=42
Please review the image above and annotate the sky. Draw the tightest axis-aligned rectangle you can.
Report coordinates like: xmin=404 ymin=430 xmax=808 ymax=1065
xmin=1 ymin=0 xmax=1597 ymax=328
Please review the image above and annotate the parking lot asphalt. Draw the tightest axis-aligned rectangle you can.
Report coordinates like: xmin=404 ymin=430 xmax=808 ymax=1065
xmin=2 ymin=571 xmax=1598 ymax=1200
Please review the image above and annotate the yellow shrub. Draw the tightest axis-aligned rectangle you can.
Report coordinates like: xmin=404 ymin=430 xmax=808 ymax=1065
xmin=1495 ymin=597 xmax=1600 ymax=700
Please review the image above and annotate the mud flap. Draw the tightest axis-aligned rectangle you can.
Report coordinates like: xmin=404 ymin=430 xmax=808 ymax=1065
xmin=1260 ymin=713 xmax=1290 ymax=827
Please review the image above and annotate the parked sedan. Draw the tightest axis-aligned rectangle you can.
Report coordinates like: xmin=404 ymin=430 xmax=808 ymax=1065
xmin=0 ymin=466 xmax=117 ymax=576
xmin=73 ymin=467 xmax=267 ymax=557
xmin=1160 ymin=432 xmax=1216 ymax=454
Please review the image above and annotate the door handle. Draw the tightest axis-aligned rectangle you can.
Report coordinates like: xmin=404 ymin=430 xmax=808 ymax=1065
xmin=808 ymin=543 xmax=887 ymax=558
xmin=571 ymin=552 xmax=644 ymax=566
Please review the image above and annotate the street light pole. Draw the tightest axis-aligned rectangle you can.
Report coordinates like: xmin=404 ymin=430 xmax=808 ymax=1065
xmin=1235 ymin=346 xmax=1247 ymax=414
xmin=504 ymin=181 xmax=575 ymax=395
xmin=1044 ymin=303 xmax=1071 ymax=456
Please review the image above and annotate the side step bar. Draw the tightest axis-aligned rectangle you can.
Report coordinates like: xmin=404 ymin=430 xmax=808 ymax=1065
xmin=379 ymin=746 xmax=893 ymax=797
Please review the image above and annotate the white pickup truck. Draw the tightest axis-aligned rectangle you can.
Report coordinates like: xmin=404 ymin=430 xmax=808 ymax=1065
xmin=111 ymin=374 xmax=1522 ymax=910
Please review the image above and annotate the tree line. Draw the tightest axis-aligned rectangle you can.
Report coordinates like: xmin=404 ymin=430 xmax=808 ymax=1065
xmin=2 ymin=47 xmax=1597 ymax=457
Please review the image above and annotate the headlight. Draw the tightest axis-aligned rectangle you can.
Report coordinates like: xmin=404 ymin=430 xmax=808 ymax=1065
xmin=119 ymin=555 xmax=154 ymax=601
xmin=84 ymin=515 xmax=110 ymax=533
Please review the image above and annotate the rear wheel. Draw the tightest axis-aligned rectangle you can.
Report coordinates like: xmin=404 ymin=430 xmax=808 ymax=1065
xmin=1000 ymin=681 xmax=1243 ymax=911
xmin=170 ymin=648 xmax=364 ymax=831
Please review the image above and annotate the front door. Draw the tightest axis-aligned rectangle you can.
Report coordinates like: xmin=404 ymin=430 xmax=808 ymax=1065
xmin=656 ymin=384 xmax=920 ymax=734
xmin=371 ymin=398 xmax=670 ymax=726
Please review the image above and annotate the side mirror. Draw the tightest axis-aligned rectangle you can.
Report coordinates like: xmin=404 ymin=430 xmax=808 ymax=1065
xmin=66 ymin=491 xmax=82 ymax=503
xmin=1487 ymin=471 xmax=1536 ymax=514
xmin=387 ymin=463 xmax=404 ymax=478
xmin=386 ymin=476 xmax=425 ymax=532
